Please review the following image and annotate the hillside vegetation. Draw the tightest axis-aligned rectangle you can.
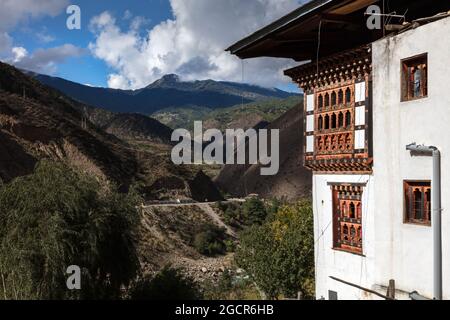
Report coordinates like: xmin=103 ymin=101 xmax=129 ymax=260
xmin=153 ymin=95 xmax=301 ymax=131
xmin=0 ymin=161 xmax=140 ymax=299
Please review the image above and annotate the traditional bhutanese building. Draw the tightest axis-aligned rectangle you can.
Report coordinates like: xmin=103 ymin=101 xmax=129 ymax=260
xmin=227 ymin=0 xmax=450 ymax=300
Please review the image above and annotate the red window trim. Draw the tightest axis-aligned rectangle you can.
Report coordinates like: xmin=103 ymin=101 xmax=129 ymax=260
xmin=403 ymin=180 xmax=431 ymax=226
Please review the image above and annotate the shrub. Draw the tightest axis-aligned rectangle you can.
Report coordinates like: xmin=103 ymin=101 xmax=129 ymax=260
xmin=242 ymin=197 xmax=267 ymax=225
xmin=129 ymin=266 xmax=202 ymax=300
xmin=224 ymin=239 xmax=236 ymax=252
xmin=193 ymin=224 xmax=227 ymax=256
xmin=0 ymin=161 xmax=140 ymax=300
xmin=235 ymin=200 xmax=315 ymax=299
xmin=203 ymin=270 xmax=262 ymax=300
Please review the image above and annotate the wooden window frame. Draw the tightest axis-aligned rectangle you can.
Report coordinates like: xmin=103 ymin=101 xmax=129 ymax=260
xmin=331 ymin=184 xmax=364 ymax=255
xmin=403 ymin=180 xmax=431 ymax=226
xmin=401 ymin=53 xmax=428 ymax=102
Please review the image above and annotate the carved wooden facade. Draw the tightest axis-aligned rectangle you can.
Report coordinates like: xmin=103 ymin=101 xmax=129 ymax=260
xmin=285 ymin=46 xmax=373 ymax=173
xmin=330 ymin=183 xmax=365 ymax=254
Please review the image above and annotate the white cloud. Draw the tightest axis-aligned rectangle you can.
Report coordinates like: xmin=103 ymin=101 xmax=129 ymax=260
xmin=89 ymin=0 xmax=304 ymax=90
xmin=108 ymin=74 xmax=130 ymax=89
xmin=10 ymin=44 xmax=85 ymax=74
xmin=0 ymin=0 xmax=71 ymax=72
xmin=0 ymin=0 xmax=68 ymax=32
xmin=36 ymin=32 xmax=55 ymax=44
xmin=11 ymin=47 xmax=28 ymax=63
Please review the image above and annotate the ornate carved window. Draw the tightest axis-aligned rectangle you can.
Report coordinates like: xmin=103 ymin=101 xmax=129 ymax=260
xmin=285 ymin=46 xmax=372 ymax=173
xmin=401 ymin=53 xmax=427 ymax=101
xmin=404 ymin=181 xmax=431 ymax=225
xmin=332 ymin=184 xmax=364 ymax=254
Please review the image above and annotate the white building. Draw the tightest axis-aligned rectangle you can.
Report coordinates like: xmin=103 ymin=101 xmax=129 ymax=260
xmin=228 ymin=0 xmax=450 ymax=299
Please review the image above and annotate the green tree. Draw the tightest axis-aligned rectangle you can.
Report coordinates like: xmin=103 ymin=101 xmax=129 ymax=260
xmin=235 ymin=200 xmax=314 ymax=299
xmin=0 ymin=161 xmax=140 ymax=300
xmin=242 ymin=197 xmax=267 ymax=225
xmin=193 ymin=224 xmax=227 ymax=256
xmin=129 ymin=266 xmax=202 ymax=300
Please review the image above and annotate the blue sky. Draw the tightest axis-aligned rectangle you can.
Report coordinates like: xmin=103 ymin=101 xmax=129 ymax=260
xmin=0 ymin=0 xmax=302 ymax=92
xmin=7 ymin=0 xmax=173 ymax=87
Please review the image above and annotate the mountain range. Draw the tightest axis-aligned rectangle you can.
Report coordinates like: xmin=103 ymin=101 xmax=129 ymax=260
xmin=8 ymin=64 xmax=311 ymax=201
xmin=28 ymin=72 xmax=297 ymax=114
xmin=0 ymin=61 xmax=223 ymax=201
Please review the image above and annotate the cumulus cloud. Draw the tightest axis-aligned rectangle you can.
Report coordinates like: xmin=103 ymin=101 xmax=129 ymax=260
xmin=0 ymin=0 xmax=68 ymax=32
xmin=10 ymin=44 xmax=85 ymax=74
xmin=0 ymin=0 xmax=72 ymax=72
xmin=89 ymin=0 xmax=304 ymax=89
xmin=11 ymin=47 xmax=28 ymax=63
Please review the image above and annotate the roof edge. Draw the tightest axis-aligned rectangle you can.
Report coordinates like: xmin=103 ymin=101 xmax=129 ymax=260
xmin=226 ymin=0 xmax=335 ymax=55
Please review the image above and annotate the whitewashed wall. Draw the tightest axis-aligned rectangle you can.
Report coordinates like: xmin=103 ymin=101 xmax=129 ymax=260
xmin=313 ymin=174 xmax=376 ymax=300
xmin=372 ymin=16 xmax=450 ymax=299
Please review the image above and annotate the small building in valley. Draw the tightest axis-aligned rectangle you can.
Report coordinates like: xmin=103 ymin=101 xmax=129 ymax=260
xmin=227 ymin=0 xmax=450 ymax=299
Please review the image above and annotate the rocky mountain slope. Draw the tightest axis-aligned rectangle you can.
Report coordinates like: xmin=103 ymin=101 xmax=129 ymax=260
xmin=0 ymin=62 xmax=222 ymax=201
xmin=29 ymin=72 xmax=297 ymax=114
xmin=0 ymin=62 xmax=138 ymax=189
xmin=214 ymin=104 xmax=312 ymax=200
xmin=80 ymin=106 xmax=173 ymax=144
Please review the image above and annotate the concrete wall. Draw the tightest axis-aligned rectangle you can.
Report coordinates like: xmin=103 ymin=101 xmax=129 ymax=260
xmin=372 ymin=16 xmax=450 ymax=299
xmin=313 ymin=173 xmax=376 ymax=300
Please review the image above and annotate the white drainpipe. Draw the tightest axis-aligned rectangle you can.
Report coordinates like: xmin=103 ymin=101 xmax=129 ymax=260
xmin=406 ymin=143 xmax=442 ymax=300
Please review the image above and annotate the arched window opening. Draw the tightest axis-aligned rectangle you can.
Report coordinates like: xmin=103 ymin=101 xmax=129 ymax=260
xmin=331 ymin=113 xmax=337 ymax=129
xmin=350 ymin=226 xmax=356 ymax=241
xmin=318 ymin=115 xmax=323 ymax=130
xmin=414 ymin=188 xmax=423 ymax=220
xmin=318 ymin=95 xmax=323 ymax=109
xmin=342 ymin=201 xmax=347 ymax=216
xmin=338 ymin=89 xmax=344 ymax=104
xmin=349 ymin=202 xmax=355 ymax=219
xmin=345 ymin=88 xmax=351 ymax=104
xmin=343 ymin=224 xmax=349 ymax=234
xmin=338 ymin=112 xmax=344 ymax=128
xmin=324 ymin=114 xmax=330 ymax=130
xmin=331 ymin=91 xmax=337 ymax=106
xmin=325 ymin=93 xmax=330 ymax=107
xmin=345 ymin=111 xmax=351 ymax=127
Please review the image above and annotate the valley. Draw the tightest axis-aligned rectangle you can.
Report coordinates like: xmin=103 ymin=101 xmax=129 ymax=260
xmin=0 ymin=60 xmax=312 ymax=300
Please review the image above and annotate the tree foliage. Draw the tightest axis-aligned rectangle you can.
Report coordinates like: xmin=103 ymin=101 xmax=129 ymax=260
xmin=193 ymin=224 xmax=227 ymax=256
xmin=0 ymin=161 xmax=140 ymax=300
xmin=241 ymin=197 xmax=267 ymax=225
xmin=235 ymin=200 xmax=315 ymax=299
xmin=129 ymin=266 xmax=202 ymax=300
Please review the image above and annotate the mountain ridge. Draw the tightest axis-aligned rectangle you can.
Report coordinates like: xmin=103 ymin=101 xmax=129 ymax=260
xmin=27 ymin=71 xmax=298 ymax=114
